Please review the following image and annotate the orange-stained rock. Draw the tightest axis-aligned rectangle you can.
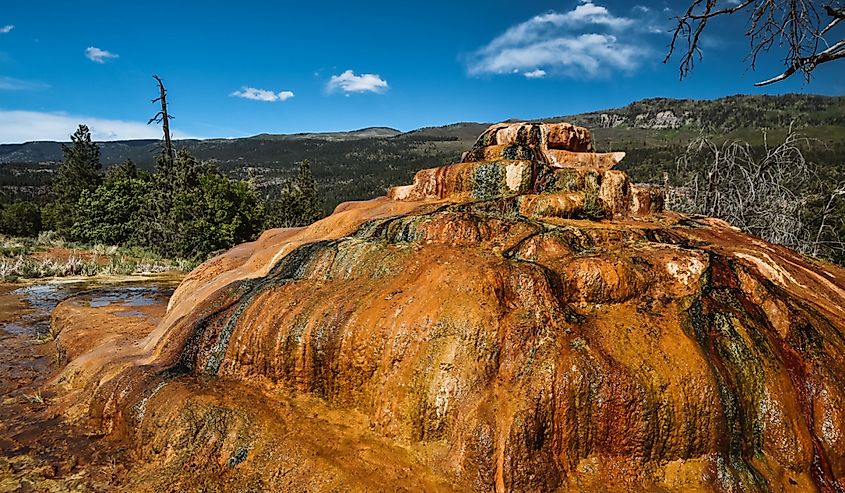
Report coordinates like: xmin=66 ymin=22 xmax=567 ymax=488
xmin=469 ymin=122 xmax=594 ymax=152
xmin=461 ymin=123 xmax=607 ymax=171
xmin=36 ymin=123 xmax=845 ymax=492
xmin=387 ymin=159 xmax=533 ymax=202
xmin=598 ymin=169 xmax=631 ymax=217
xmin=631 ymin=184 xmax=666 ymax=217
xmin=462 ymin=145 xmax=624 ymax=173
xmin=394 ymin=122 xmax=656 ymax=220
xmin=518 ymin=191 xmax=585 ymax=219
xmin=546 ymin=149 xmax=625 ymax=172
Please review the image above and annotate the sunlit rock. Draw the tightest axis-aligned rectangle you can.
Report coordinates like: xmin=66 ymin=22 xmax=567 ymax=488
xmin=45 ymin=123 xmax=845 ymax=492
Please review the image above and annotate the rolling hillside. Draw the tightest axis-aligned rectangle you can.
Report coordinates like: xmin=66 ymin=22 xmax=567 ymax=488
xmin=1 ymin=94 xmax=842 ymax=212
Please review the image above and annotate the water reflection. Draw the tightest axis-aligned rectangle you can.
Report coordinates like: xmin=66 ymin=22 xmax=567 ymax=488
xmin=4 ymin=281 xmax=177 ymax=339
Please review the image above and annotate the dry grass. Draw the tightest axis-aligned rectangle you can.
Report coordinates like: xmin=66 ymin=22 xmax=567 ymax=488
xmin=22 ymin=391 xmax=45 ymax=405
xmin=0 ymin=234 xmax=197 ymax=281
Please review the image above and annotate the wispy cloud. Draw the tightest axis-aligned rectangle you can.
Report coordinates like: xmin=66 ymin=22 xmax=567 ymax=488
xmin=85 ymin=46 xmax=119 ymax=64
xmin=0 ymin=25 xmax=13 ymax=34
xmin=0 ymin=76 xmax=49 ymax=91
xmin=468 ymin=1 xmax=660 ymax=79
xmin=0 ymin=109 xmax=195 ymax=144
xmin=327 ymin=70 xmax=389 ymax=94
xmin=230 ymin=87 xmax=294 ymax=102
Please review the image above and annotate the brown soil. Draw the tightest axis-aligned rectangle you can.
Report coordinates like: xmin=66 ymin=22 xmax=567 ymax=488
xmin=30 ymin=247 xmax=109 ymax=265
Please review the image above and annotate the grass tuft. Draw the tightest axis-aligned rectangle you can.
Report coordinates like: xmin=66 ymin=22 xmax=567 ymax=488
xmin=0 ymin=233 xmax=198 ymax=281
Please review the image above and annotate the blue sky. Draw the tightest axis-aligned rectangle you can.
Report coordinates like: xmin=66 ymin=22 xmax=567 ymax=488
xmin=0 ymin=0 xmax=842 ymax=143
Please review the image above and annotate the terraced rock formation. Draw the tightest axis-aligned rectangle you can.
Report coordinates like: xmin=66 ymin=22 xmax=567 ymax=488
xmin=40 ymin=123 xmax=845 ymax=491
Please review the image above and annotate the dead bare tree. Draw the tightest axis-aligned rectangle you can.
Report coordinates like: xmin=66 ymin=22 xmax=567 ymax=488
xmin=147 ymin=75 xmax=175 ymax=162
xmin=670 ymin=128 xmax=845 ymax=263
xmin=671 ymin=128 xmax=807 ymax=246
xmin=812 ymin=181 xmax=845 ymax=257
xmin=665 ymin=1 xmax=845 ymax=85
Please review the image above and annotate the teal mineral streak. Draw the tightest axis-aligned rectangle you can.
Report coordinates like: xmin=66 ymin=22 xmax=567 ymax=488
xmin=471 ymin=161 xmax=506 ymax=201
xmin=681 ymin=260 xmax=776 ymax=491
xmin=353 ymin=215 xmax=424 ymax=243
xmin=202 ymin=240 xmax=337 ymax=376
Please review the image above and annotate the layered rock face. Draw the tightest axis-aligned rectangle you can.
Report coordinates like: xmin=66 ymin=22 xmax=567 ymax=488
xmin=389 ymin=122 xmax=660 ymax=220
xmin=53 ymin=123 xmax=845 ymax=492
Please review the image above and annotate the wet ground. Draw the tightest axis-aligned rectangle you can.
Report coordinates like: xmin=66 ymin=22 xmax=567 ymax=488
xmin=0 ymin=277 xmax=179 ymax=492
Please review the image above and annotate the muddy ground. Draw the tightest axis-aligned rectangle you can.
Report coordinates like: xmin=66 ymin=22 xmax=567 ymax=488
xmin=0 ymin=279 xmax=178 ymax=492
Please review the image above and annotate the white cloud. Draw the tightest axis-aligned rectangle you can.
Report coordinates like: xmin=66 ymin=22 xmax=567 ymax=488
xmin=0 ymin=25 xmax=13 ymax=34
xmin=230 ymin=87 xmax=294 ymax=102
xmin=85 ymin=46 xmax=119 ymax=64
xmin=0 ymin=76 xmax=48 ymax=91
xmin=468 ymin=1 xmax=656 ymax=78
xmin=0 ymin=109 xmax=195 ymax=144
xmin=327 ymin=70 xmax=389 ymax=94
xmin=524 ymin=69 xmax=547 ymax=78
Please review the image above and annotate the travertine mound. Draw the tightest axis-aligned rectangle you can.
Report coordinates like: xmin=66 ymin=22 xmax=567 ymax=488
xmin=51 ymin=123 xmax=845 ymax=492
xmin=389 ymin=122 xmax=659 ymax=219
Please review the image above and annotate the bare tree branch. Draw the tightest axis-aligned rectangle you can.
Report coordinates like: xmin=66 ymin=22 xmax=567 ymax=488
xmin=666 ymin=0 xmax=844 ymax=85
xmin=669 ymin=128 xmax=845 ymax=261
xmin=756 ymin=39 xmax=845 ymax=85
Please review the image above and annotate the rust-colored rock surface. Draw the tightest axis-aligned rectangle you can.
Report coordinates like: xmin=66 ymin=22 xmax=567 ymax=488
xmin=20 ymin=123 xmax=845 ymax=491
xmin=461 ymin=122 xmax=624 ymax=172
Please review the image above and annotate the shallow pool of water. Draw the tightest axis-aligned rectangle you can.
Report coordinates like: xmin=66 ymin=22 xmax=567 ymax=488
xmin=4 ymin=281 xmax=177 ymax=339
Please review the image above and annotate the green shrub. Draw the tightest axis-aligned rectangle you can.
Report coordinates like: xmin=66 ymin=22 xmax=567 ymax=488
xmin=71 ymin=175 xmax=152 ymax=245
xmin=0 ymin=201 xmax=42 ymax=237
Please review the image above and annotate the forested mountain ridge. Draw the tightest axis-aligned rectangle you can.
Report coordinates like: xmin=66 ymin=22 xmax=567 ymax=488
xmin=548 ymin=94 xmax=845 ymax=130
xmin=1 ymin=93 xmax=842 ymax=212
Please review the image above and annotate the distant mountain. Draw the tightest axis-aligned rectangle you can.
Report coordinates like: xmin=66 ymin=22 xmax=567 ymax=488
xmin=1 ymin=94 xmax=842 ymax=212
xmin=551 ymin=94 xmax=845 ymax=131
xmin=249 ymin=127 xmax=402 ymax=142
xmin=400 ymin=122 xmax=490 ymax=141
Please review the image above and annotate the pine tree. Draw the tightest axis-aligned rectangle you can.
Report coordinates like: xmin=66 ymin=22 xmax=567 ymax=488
xmin=44 ymin=124 xmax=103 ymax=236
xmin=106 ymin=159 xmax=140 ymax=181
xmin=137 ymin=150 xmax=206 ymax=251
xmin=266 ymin=159 xmax=323 ymax=228
xmin=296 ymin=159 xmax=322 ymax=225
xmin=54 ymin=124 xmax=102 ymax=203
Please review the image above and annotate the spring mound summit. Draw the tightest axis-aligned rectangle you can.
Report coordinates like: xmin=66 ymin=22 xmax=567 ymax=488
xmin=40 ymin=123 xmax=845 ymax=491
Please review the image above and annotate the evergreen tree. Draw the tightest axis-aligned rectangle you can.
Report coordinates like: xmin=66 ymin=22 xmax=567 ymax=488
xmin=266 ymin=159 xmax=323 ymax=228
xmin=54 ymin=124 xmax=102 ymax=203
xmin=71 ymin=168 xmax=152 ymax=246
xmin=137 ymin=150 xmax=204 ymax=251
xmin=137 ymin=149 xmax=263 ymax=260
xmin=44 ymin=124 xmax=103 ymax=236
xmin=296 ymin=159 xmax=322 ymax=224
xmin=106 ymin=159 xmax=141 ymax=181
xmin=0 ymin=201 xmax=42 ymax=237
